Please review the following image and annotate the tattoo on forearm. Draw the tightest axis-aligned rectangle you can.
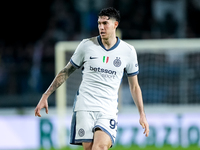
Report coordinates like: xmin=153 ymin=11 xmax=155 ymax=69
xmin=45 ymin=65 xmax=76 ymax=96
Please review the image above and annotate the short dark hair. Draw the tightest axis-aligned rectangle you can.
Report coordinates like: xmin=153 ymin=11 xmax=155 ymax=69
xmin=98 ymin=7 xmax=120 ymax=23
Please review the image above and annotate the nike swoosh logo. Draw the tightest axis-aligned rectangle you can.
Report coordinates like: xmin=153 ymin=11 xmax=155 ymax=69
xmin=90 ymin=56 xmax=98 ymax=59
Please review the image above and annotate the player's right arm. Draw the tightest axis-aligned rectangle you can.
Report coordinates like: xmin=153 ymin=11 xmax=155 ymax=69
xmin=34 ymin=62 xmax=76 ymax=117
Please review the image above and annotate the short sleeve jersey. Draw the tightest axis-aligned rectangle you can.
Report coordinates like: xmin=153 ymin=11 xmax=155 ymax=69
xmin=70 ymin=36 xmax=139 ymax=115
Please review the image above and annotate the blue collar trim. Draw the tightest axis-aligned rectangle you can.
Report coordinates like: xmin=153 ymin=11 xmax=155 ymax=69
xmin=97 ymin=36 xmax=120 ymax=51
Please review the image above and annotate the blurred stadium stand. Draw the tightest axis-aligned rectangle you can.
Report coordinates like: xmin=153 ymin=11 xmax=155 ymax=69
xmin=0 ymin=0 xmax=200 ymax=108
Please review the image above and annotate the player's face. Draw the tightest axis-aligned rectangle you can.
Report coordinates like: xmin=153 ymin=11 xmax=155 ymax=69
xmin=98 ymin=16 xmax=118 ymax=39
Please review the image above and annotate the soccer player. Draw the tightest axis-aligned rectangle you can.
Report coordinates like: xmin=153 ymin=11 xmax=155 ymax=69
xmin=35 ymin=7 xmax=149 ymax=150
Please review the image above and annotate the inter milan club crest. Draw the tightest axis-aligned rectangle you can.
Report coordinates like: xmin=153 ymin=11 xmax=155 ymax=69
xmin=113 ymin=57 xmax=121 ymax=67
xmin=78 ymin=128 xmax=85 ymax=137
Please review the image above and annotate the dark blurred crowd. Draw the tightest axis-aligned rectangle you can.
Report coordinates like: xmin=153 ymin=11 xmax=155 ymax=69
xmin=0 ymin=0 xmax=200 ymax=107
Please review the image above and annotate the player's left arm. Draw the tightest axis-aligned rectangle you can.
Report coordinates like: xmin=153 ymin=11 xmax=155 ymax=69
xmin=128 ymin=75 xmax=149 ymax=137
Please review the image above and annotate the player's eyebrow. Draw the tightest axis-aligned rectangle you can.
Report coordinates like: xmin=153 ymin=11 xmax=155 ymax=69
xmin=98 ymin=20 xmax=109 ymax=24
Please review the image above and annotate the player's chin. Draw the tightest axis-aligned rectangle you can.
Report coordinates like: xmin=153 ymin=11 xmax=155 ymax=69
xmin=100 ymin=34 xmax=108 ymax=40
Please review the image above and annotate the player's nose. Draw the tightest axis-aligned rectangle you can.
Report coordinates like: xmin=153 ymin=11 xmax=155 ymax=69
xmin=98 ymin=24 xmax=104 ymax=30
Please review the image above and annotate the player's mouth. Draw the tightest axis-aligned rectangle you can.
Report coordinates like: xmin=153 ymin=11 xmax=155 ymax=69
xmin=100 ymin=32 xmax=106 ymax=36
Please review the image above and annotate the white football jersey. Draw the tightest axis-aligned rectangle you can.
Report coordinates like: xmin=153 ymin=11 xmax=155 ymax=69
xmin=70 ymin=36 xmax=139 ymax=115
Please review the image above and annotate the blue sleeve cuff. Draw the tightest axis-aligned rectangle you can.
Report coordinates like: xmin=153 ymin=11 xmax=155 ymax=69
xmin=127 ymin=70 xmax=139 ymax=76
xmin=70 ymin=59 xmax=81 ymax=69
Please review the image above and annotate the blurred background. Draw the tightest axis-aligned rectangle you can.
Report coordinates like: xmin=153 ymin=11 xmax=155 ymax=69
xmin=0 ymin=0 xmax=200 ymax=149
xmin=0 ymin=0 xmax=200 ymax=107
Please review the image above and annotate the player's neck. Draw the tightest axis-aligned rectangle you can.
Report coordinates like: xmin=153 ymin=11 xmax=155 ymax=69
xmin=101 ymin=34 xmax=117 ymax=50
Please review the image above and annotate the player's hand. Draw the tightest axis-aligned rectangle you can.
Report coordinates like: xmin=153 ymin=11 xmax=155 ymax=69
xmin=35 ymin=94 xmax=49 ymax=117
xmin=139 ymin=114 xmax=149 ymax=137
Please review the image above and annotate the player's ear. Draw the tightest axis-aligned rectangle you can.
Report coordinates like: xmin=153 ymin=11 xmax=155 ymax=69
xmin=114 ymin=21 xmax=119 ymax=29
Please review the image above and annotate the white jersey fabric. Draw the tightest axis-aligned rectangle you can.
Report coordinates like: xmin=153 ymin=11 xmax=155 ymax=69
xmin=70 ymin=36 xmax=139 ymax=115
